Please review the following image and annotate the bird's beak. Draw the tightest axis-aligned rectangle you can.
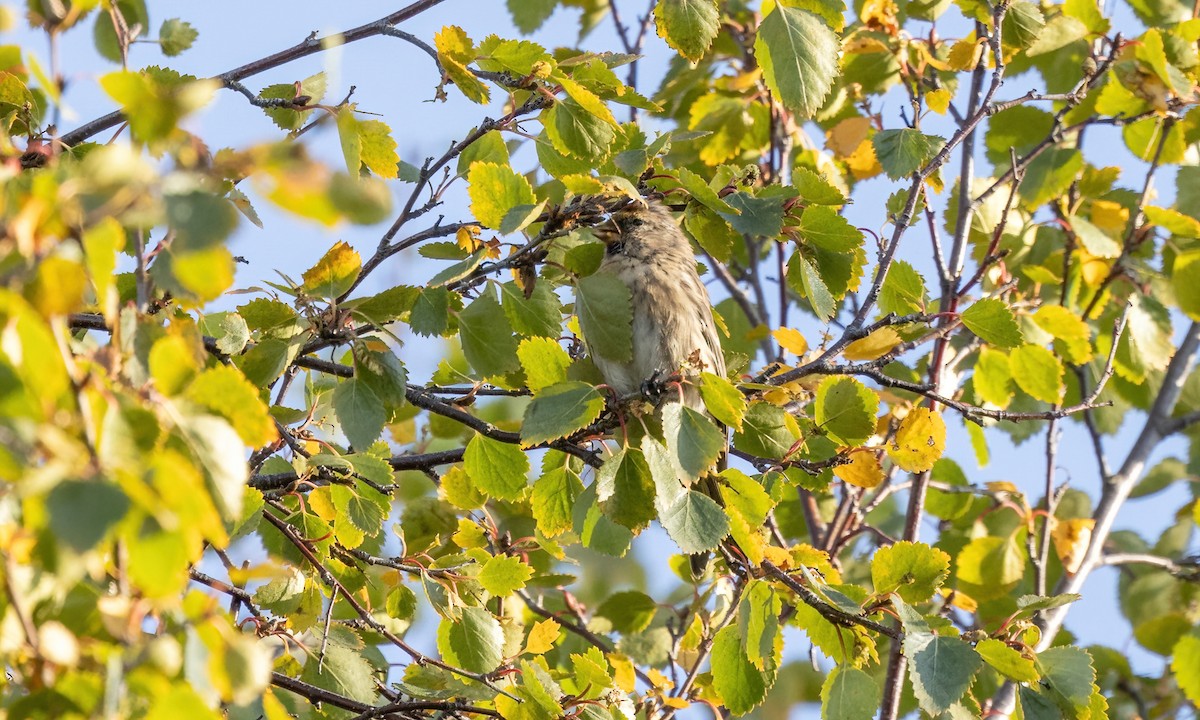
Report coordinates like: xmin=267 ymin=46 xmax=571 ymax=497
xmin=592 ymin=216 xmax=621 ymax=244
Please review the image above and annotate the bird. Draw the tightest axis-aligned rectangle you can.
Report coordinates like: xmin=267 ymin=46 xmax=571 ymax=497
xmin=586 ymin=198 xmax=727 ymax=577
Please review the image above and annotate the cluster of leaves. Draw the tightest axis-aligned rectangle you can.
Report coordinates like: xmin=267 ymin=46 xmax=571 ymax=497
xmin=2 ymin=0 xmax=1200 ymax=719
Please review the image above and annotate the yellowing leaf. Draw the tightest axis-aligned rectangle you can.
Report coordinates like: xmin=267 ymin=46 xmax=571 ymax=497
xmin=302 ymin=240 xmax=362 ymax=300
xmin=887 ymin=407 xmax=946 ymax=472
xmin=773 ymin=327 xmax=809 ymax=356
xmin=834 ymin=451 xmax=886 ymax=489
xmin=524 ymin=618 xmax=561 ymax=655
xmin=844 ymin=327 xmax=902 ymax=360
xmin=1052 ymin=518 xmax=1094 ymax=574
xmin=467 ymin=161 xmax=537 ymax=231
xmin=434 ymin=26 xmax=489 ymax=103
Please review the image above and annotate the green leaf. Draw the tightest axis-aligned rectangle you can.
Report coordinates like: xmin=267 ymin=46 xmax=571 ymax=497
xmin=879 ymin=259 xmax=928 ymax=315
xmin=259 ymin=72 xmax=326 ymax=130
xmin=711 ymin=625 xmax=772 ymax=714
xmin=659 ymin=488 xmax=729 ymax=554
xmin=960 ymin=298 xmax=1023 ymax=348
xmin=468 ymin=162 xmax=537 ymax=230
xmin=458 ymin=292 xmax=520 ymax=378
xmin=521 ymin=381 xmax=606 ymax=446
xmin=754 ymin=6 xmax=840 ymax=119
xmin=733 ymin=402 xmax=800 ymax=459
xmin=409 ymin=287 xmax=451 ymax=336
xmin=93 ymin=0 xmax=149 ymax=62
xmin=596 ymin=447 xmax=658 ymax=530
xmin=814 ymin=377 xmax=878 ymax=446
xmin=332 ymin=484 xmax=386 ymax=537
xmin=500 ymin=281 xmax=562 ymax=338
xmin=872 ymin=129 xmax=945 ymax=179
xmin=439 ymin=606 xmax=504 ymax=673
xmin=821 ymin=667 xmax=881 ymax=720
xmin=1001 ymin=0 xmax=1046 ymax=49
xmin=870 ymin=541 xmax=950 ymax=603
xmin=47 ymin=480 xmax=130 ymax=553
xmin=159 ymin=18 xmax=197 ymax=56
xmin=904 ymin=630 xmax=982 ymax=715
xmin=478 ymin=555 xmax=535 ymax=596
xmin=1036 ymin=646 xmax=1095 ymax=714
xmin=518 ymin=337 xmax=571 ymax=392
xmin=464 ymin=433 xmax=530 ymax=501
xmin=721 ymin=192 xmax=786 ymax=237
xmin=790 ymin=253 xmax=837 ymax=320
xmin=740 ymin=580 xmax=781 ymax=669
xmin=1010 ymin=344 xmax=1064 ymax=403
xmin=699 ymin=371 xmax=746 ymax=432
xmin=301 ymin=635 xmax=378 ymax=704
xmin=956 ymin=534 xmax=1026 ymax=599
xmin=596 ymin=590 xmax=658 ymax=634
xmin=176 ymin=412 xmax=247 ymax=521
xmin=1019 ymin=147 xmax=1082 ymax=209
xmin=532 ymin=452 xmax=583 ymax=537
xmin=353 ymin=345 xmax=408 ymax=408
xmin=1071 ymin=215 xmax=1121 ymax=258
xmin=333 ymin=378 xmax=386 ymax=451
xmin=654 ymin=0 xmax=721 ymax=61
xmin=974 ymin=346 xmax=1015 ymax=408
xmin=576 ymin=272 xmax=633 ymax=363
xmin=977 ymin=638 xmax=1040 ymax=682
xmin=302 ymin=240 xmax=361 ymax=300
xmin=507 ymin=0 xmax=557 ymax=33
xmin=798 ymin=205 xmax=863 ymax=252
xmin=574 ymin=484 xmax=634 ymax=557
xmin=1173 ymin=249 xmax=1200 ymax=320
xmin=543 ymin=98 xmax=618 ymax=162
xmin=662 ymin=403 xmax=725 ymax=482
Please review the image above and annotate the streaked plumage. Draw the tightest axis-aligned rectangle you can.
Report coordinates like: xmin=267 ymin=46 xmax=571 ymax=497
xmin=589 ymin=201 xmax=725 ymax=409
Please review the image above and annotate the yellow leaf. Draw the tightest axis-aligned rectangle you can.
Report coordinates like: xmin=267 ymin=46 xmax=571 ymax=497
xmin=434 ymin=26 xmax=489 ymax=104
xmin=845 ymin=139 xmax=883 ymax=180
xmin=610 ymin=654 xmax=636 ymax=693
xmin=826 ymin=116 xmax=872 ymax=158
xmin=886 ymin=407 xmax=946 ymax=472
xmin=986 ymin=480 xmax=1021 ymax=495
xmin=456 ymin=225 xmax=482 ymax=253
xmin=762 ymin=545 xmax=793 ymax=568
xmin=524 ymin=618 xmax=561 ymax=655
xmin=925 ymin=88 xmax=952 ymax=114
xmin=1052 ymin=518 xmax=1095 ymax=574
xmin=940 ymin=586 xmax=978 ymax=612
xmin=1089 ymin=199 xmax=1129 ymax=234
xmin=843 ymin=327 xmax=902 ymax=361
xmin=773 ymin=327 xmax=809 ymax=356
xmin=947 ymin=38 xmax=984 ymax=71
xmin=662 ymin=698 xmax=691 ymax=709
xmin=646 ymin=668 xmax=674 ymax=691
xmin=834 ymin=451 xmax=886 ymax=489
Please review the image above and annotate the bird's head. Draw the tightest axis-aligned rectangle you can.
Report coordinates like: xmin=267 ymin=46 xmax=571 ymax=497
xmin=591 ymin=200 xmax=687 ymax=258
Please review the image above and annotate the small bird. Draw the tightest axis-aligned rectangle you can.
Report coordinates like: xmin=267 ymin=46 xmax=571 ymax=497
xmin=589 ymin=200 xmax=726 ymax=409
xmin=587 ymin=199 xmax=727 ymax=576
